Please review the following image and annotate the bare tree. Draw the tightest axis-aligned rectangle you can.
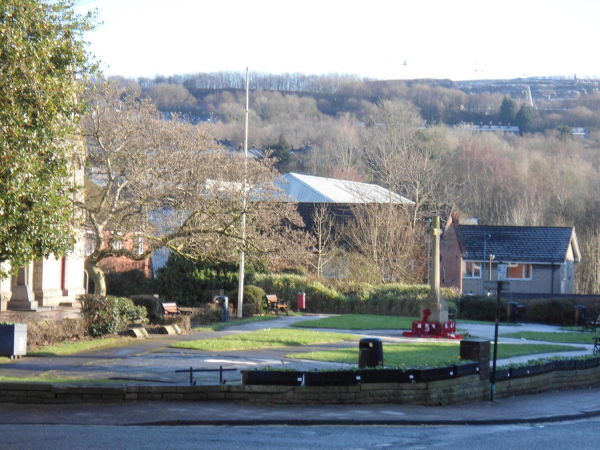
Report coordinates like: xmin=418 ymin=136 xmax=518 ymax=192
xmin=363 ymin=100 xmax=446 ymax=231
xmin=343 ymin=203 xmax=422 ymax=283
xmin=80 ymin=83 xmax=310 ymax=295
xmin=309 ymin=204 xmax=338 ymax=278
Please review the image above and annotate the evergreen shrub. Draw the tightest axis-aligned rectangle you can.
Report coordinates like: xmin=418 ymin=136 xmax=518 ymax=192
xmin=79 ymin=295 xmax=148 ymax=337
xmin=226 ymin=285 xmax=266 ymax=314
xmin=129 ymin=294 xmax=163 ymax=323
xmin=155 ymin=255 xmax=239 ymax=306
xmin=105 ymin=269 xmax=155 ymax=297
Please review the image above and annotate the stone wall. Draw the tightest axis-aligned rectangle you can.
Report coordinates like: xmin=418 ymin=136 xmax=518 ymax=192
xmin=2 ymin=365 xmax=600 ymax=405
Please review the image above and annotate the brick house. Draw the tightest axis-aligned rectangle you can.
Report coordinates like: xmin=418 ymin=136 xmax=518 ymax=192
xmin=440 ymin=213 xmax=582 ymax=295
xmin=85 ymin=231 xmax=153 ymax=282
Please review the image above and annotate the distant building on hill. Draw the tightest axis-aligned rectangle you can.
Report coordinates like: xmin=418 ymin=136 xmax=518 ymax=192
xmin=460 ymin=124 xmax=520 ymax=135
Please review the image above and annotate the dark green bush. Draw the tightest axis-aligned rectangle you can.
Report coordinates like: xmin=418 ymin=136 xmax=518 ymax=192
xmin=129 ymin=294 xmax=163 ymax=323
xmin=521 ymin=298 xmax=575 ymax=325
xmin=79 ymin=295 xmax=148 ymax=337
xmin=226 ymin=285 xmax=267 ymax=314
xmin=105 ymin=269 xmax=155 ymax=297
xmin=155 ymin=255 xmax=240 ymax=306
xmin=456 ymin=296 xmax=508 ymax=322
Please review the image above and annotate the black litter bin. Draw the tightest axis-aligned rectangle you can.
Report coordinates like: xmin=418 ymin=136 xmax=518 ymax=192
xmin=507 ymin=301 xmax=519 ymax=323
xmin=215 ymin=296 xmax=229 ymax=322
xmin=575 ymin=305 xmax=587 ymax=326
xmin=358 ymin=337 xmax=384 ymax=368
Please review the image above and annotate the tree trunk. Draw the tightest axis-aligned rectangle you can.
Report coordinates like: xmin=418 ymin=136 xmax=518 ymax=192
xmin=85 ymin=259 xmax=106 ymax=296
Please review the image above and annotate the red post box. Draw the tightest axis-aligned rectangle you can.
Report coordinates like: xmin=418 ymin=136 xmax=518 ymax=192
xmin=297 ymin=291 xmax=306 ymax=310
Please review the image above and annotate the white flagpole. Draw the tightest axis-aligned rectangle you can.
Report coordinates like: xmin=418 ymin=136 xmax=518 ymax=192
xmin=237 ymin=67 xmax=249 ymax=318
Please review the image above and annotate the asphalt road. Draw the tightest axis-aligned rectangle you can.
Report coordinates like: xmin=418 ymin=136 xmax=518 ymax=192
xmin=1 ymin=418 xmax=599 ymax=450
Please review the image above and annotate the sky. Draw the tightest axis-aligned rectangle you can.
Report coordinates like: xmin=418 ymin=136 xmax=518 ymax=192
xmin=75 ymin=0 xmax=600 ymax=81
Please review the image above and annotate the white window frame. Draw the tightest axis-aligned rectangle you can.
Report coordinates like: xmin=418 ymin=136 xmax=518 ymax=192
xmin=112 ymin=232 xmax=123 ymax=251
xmin=135 ymin=235 xmax=144 ymax=255
xmin=462 ymin=261 xmax=482 ymax=279
xmin=506 ymin=263 xmax=532 ymax=280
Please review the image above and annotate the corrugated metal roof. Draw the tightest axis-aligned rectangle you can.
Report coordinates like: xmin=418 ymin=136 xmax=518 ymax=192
xmin=459 ymin=225 xmax=579 ymax=263
xmin=274 ymin=173 xmax=414 ymax=204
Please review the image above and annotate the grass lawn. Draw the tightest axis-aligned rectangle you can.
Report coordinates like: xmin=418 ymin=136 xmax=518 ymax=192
xmin=502 ymin=331 xmax=599 ymax=345
xmin=287 ymin=342 xmax=584 ymax=368
xmin=172 ymin=328 xmax=360 ymax=352
xmin=193 ymin=315 xmax=280 ymax=332
xmin=28 ymin=337 xmax=132 ymax=357
xmin=292 ymin=314 xmax=519 ymax=330
xmin=292 ymin=315 xmax=418 ymax=330
xmin=0 ymin=376 xmax=120 ymax=384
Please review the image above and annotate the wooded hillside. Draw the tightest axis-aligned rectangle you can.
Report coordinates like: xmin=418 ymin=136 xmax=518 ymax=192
xmin=105 ymin=71 xmax=600 ymax=293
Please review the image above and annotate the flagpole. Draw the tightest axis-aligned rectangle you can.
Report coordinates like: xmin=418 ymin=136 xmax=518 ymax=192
xmin=237 ymin=67 xmax=249 ymax=318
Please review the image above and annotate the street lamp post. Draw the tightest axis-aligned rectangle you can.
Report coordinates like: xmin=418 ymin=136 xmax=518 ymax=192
xmin=483 ymin=233 xmax=492 ymax=294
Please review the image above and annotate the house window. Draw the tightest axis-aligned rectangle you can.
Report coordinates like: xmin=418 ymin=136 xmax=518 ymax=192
xmin=507 ymin=263 xmax=532 ymax=280
xmin=462 ymin=261 xmax=481 ymax=278
xmin=112 ymin=232 xmax=123 ymax=251
xmin=135 ymin=236 xmax=144 ymax=255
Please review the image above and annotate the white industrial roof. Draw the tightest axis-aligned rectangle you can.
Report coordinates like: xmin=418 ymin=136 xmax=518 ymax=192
xmin=274 ymin=173 xmax=414 ymax=204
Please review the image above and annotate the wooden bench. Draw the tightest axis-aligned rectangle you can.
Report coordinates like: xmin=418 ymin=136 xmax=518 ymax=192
xmin=161 ymin=302 xmax=191 ymax=316
xmin=583 ymin=313 xmax=600 ymax=332
xmin=264 ymin=295 xmax=289 ymax=316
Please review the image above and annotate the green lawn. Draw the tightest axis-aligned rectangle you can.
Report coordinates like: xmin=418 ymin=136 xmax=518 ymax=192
xmin=287 ymin=342 xmax=585 ymax=367
xmin=172 ymin=328 xmax=360 ymax=351
xmin=193 ymin=315 xmax=280 ymax=332
xmin=502 ymin=331 xmax=598 ymax=345
xmin=292 ymin=315 xmax=418 ymax=330
xmin=29 ymin=337 xmax=132 ymax=356
xmin=292 ymin=314 xmax=519 ymax=330
xmin=0 ymin=376 xmax=120 ymax=384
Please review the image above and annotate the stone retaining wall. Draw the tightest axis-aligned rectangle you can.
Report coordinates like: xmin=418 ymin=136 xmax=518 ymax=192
xmin=2 ymin=365 xmax=600 ymax=405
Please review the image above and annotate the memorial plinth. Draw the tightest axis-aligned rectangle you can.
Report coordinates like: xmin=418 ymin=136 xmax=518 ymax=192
xmin=403 ymin=216 xmax=460 ymax=339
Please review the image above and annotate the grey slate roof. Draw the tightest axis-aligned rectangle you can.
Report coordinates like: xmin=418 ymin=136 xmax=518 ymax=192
xmin=459 ymin=225 xmax=577 ymax=263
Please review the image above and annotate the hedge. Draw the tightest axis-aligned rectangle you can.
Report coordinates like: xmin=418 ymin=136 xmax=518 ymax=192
xmin=249 ymin=274 xmax=460 ymax=316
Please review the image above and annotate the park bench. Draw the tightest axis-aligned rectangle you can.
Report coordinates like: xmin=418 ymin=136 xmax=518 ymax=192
xmin=161 ymin=302 xmax=191 ymax=316
xmin=583 ymin=313 xmax=600 ymax=333
xmin=448 ymin=309 xmax=457 ymax=321
xmin=264 ymin=294 xmax=289 ymax=316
